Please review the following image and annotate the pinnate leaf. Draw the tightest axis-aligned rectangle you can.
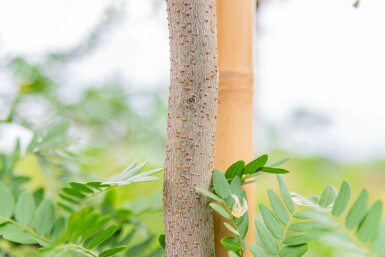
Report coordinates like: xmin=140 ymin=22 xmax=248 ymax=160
xmin=221 ymin=237 xmax=242 ymax=253
xmin=277 ymin=175 xmax=294 ymax=213
xmin=356 ymin=200 xmax=383 ymax=242
xmin=213 ymin=170 xmax=230 ymax=198
xmin=88 ymin=224 xmax=117 ymax=249
xmin=195 ymin=188 xmax=223 ymax=202
xmin=332 ymin=181 xmax=351 ymax=216
xmin=260 ymin=204 xmax=283 ymax=238
xmin=210 ymin=203 xmax=231 ymax=219
xmin=225 ymin=161 xmax=245 ymax=180
xmin=244 ymin=155 xmax=268 ymax=174
xmin=15 ymin=191 xmax=35 ymax=226
xmin=345 ymin=189 xmax=369 ymax=229
xmin=99 ymin=246 xmax=126 ymax=257
xmin=268 ymin=189 xmax=289 ymax=225
xmin=279 ymin=244 xmax=308 ymax=257
xmin=0 ymin=182 xmax=14 ymax=218
xmin=255 ymin=220 xmax=279 ymax=254
xmin=250 ymin=244 xmax=271 ymax=257
xmin=319 ymin=185 xmax=337 ymax=208
xmin=34 ymin=199 xmax=54 ymax=235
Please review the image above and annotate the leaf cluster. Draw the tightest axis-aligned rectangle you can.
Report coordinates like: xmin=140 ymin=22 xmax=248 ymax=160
xmin=252 ymin=176 xmax=384 ymax=257
xmin=197 ymin=155 xmax=289 ymax=257
xmin=0 ymin=158 xmax=163 ymax=257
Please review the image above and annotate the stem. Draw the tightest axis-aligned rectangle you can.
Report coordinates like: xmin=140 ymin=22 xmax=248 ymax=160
xmin=277 ymin=208 xmax=296 ymax=254
xmin=222 ymin=202 xmax=245 ymax=257
xmin=71 ymin=244 xmax=98 ymax=257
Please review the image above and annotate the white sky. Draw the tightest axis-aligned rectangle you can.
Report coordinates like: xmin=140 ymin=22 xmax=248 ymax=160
xmin=1 ymin=0 xmax=385 ymax=162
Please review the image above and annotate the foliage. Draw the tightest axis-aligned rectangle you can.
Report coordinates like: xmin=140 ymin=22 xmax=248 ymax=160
xmin=197 ymin=155 xmax=384 ymax=257
xmin=196 ymin=155 xmax=289 ymax=257
xmin=0 ymin=125 xmax=163 ymax=257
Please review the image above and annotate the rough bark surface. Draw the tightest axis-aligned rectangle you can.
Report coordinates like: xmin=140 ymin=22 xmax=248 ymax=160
xmin=163 ymin=0 xmax=219 ymax=256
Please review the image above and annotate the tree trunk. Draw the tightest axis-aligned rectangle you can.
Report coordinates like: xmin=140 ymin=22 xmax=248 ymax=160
xmin=163 ymin=0 xmax=219 ymax=256
xmin=214 ymin=0 xmax=256 ymax=256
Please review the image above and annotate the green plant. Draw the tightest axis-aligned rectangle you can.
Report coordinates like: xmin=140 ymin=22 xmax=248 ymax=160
xmin=196 ymin=155 xmax=289 ymax=257
xmin=0 ymin=156 xmax=162 ymax=257
xmin=197 ymin=156 xmax=384 ymax=257
xmin=0 ymin=124 xmax=164 ymax=257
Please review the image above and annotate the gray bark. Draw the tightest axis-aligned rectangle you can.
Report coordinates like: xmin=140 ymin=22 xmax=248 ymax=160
xmin=163 ymin=0 xmax=219 ymax=256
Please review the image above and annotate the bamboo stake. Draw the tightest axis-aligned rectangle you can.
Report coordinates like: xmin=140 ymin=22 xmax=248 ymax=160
xmin=214 ymin=0 xmax=255 ymax=256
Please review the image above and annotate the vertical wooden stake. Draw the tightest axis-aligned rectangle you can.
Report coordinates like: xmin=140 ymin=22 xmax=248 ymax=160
xmin=214 ymin=0 xmax=255 ymax=256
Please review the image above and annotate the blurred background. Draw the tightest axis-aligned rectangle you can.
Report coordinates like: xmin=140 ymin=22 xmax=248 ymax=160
xmin=0 ymin=0 xmax=384 ymax=256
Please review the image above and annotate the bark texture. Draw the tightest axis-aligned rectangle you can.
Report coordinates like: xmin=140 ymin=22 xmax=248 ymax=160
xmin=163 ymin=0 xmax=219 ymax=256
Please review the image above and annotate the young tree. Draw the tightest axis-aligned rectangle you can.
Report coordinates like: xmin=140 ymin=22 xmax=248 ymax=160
xmin=163 ymin=0 xmax=219 ymax=256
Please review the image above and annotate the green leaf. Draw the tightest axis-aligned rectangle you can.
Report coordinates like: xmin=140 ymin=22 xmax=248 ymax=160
xmin=30 ymin=235 xmax=50 ymax=247
xmin=277 ymin=175 xmax=294 ymax=213
xmin=33 ymin=188 xmax=45 ymax=206
xmin=99 ymin=246 xmax=126 ymax=257
xmin=221 ymin=237 xmax=242 ymax=253
xmin=58 ymin=203 xmax=73 ymax=213
xmin=249 ymin=244 xmax=271 ymax=257
xmin=62 ymin=187 xmax=86 ymax=199
xmin=288 ymin=222 xmax=320 ymax=232
xmin=3 ymin=231 xmax=37 ymax=244
xmin=0 ymin=182 xmax=14 ymax=218
xmin=356 ymin=200 xmax=383 ymax=242
xmin=71 ymin=211 xmax=100 ymax=243
xmin=34 ymin=199 xmax=54 ymax=235
xmin=260 ymin=204 xmax=283 ymax=238
xmin=319 ymin=185 xmax=338 ymax=208
xmin=87 ymin=182 xmax=104 ymax=190
xmin=283 ymin=234 xmax=309 ymax=246
xmin=308 ymin=229 xmax=364 ymax=253
xmin=125 ymin=235 xmax=155 ymax=256
xmin=255 ymin=220 xmax=279 ymax=254
xmin=279 ymin=244 xmax=308 ymax=257
xmin=59 ymin=193 xmax=80 ymax=205
xmin=213 ymin=170 xmax=230 ymax=198
xmin=210 ymin=203 xmax=231 ymax=219
xmin=294 ymin=209 xmax=336 ymax=227
xmin=261 ymin=167 xmax=289 ymax=174
xmin=229 ymin=176 xmax=242 ymax=197
xmin=237 ymin=213 xmax=249 ymax=239
xmin=332 ymin=181 xmax=351 ymax=216
xmin=87 ymin=224 xmax=117 ymax=249
xmin=80 ymin=215 xmax=110 ymax=243
xmin=0 ymin=223 xmax=20 ymax=235
xmin=372 ymin=221 xmax=385 ymax=255
xmin=244 ymin=155 xmax=268 ymax=174
xmin=158 ymin=234 xmax=165 ymax=249
xmin=51 ymin=217 xmax=66 ymax=241
xmin=70 ymin=182 xmax=94 ymax=193
xmin=195 ymin=187 xmax=223 ymax=202
xmin=0 ymin=216 xmax=7 ymax=225
xmin=345 ymin=189 xmax=369 ymax=229
xmin=224 ymin=222 xmax=239 ymax=236
xmin=229 ymin=252 xmax=241 ymax=257
xmin=268 ymin=189 xmax=289 ymax=225
xmin=15 ymin=191 xmax=35 ymax=226
xmin=225 ymin=161 xmax=245 ymax=180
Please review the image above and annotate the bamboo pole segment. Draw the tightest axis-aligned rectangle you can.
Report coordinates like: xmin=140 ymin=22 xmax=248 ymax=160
xmin=214 ymin=0 xmax=255 ymax=256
